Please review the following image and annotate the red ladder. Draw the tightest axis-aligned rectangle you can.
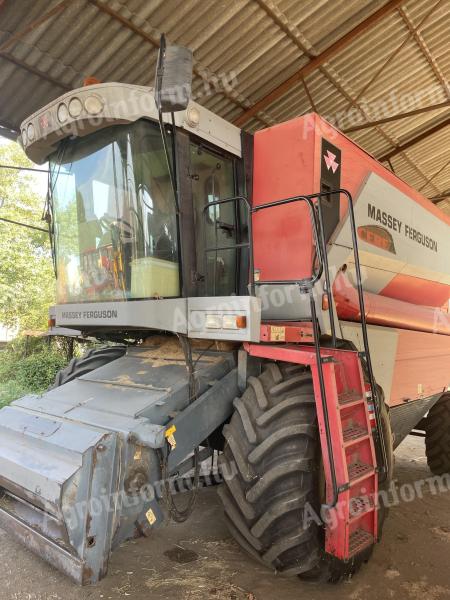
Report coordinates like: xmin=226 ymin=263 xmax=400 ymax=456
xmin=244 ymin=343 xmax=378 ymax=562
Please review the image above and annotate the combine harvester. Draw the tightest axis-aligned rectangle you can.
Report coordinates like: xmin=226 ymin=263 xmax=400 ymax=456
xmin=0 ymin=41 xmax=449 ymax=584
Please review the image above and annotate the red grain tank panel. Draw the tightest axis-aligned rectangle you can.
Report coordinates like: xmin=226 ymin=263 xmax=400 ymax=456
xmin=252 ymin=117 xmax=317 ymax=282
xmin=252 ymin=113 xmax=450 ymax=298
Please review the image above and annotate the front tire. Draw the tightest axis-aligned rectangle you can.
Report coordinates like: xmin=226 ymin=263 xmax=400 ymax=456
xmin=218 ymin=362 xmax=325 ymax=577
xmin=218 ymin=362 xmax=391 ymax=581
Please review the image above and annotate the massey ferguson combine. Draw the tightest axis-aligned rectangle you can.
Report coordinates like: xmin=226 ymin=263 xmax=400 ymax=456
xmin=1 ymin=42 xmax=449 ymax=585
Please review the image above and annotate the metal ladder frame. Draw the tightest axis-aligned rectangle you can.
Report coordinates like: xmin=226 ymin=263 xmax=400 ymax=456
xmin=203 ymin=189 xmax=389 ymax=508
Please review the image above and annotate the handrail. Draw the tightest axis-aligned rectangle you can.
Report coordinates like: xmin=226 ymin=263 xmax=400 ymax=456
xmin=203 ymin=188 xmax=388 ymax=492
xmin=309 ymin=188 xmax=388 ymax=482
xmin=249 ymin=188 xmax=388 ymax=499
xmin=250 ymin=193 xmax=339 ymax=506
xmin=251 ymin=194 xmax=324 ymax=288
xmin=202 ymin=195 xmax=254 ymax=296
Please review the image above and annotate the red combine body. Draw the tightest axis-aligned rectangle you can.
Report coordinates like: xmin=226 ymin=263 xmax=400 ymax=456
xmin=240 ymin=113 xmax=450 ymax=569
xmin=252 ymin=113 xmax=450 ymax=413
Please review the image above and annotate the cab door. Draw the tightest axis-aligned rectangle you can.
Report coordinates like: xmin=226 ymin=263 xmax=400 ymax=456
xmin=190 ymin=143 xmax=239 ymax=296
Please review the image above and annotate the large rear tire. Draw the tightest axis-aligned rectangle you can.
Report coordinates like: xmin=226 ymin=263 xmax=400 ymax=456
xmin=425 ymin=393 xmax=450 ymax=475
xmin=50 ymin=345 xmax=127 ymax=389
xmin=218 ymin=362 xmax=385 ymax=581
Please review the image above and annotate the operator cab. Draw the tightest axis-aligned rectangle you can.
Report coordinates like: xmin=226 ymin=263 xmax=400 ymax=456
xmin=21 ymin=79 xmax=258 ymax=340
xmin=49 ymin=118 xmax=242 ymax=304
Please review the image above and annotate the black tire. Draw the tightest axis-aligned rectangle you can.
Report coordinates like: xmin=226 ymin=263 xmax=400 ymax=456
xmin=376 ymin=397 xmax=394 ymax=537
xmin=218 ymin=362 xmax=321 ymax=577
xmin=50 ymin=345 xmax=127 ymax=389
xmin=425 ymin=393 xmax=450 ymax=475
xmin=218 ymin=362 xmax=391 ymax=581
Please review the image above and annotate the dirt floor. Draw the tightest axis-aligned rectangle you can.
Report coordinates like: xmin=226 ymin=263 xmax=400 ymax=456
xmin=1 ymin=435 xmax=450 ymax=600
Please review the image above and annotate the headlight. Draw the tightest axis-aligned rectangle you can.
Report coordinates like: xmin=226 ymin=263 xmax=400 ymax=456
xmin=27 ymin=122 xmax=35 ymax=142
xmin=21 ymin=129 xmax=27 ymax=146
xmin=68 ymin=97 xmax=83 ymax=118
xmin=84 ymin=95 xmax=103 ymax=115
xmin=186 ymin=106 xmax=200 ymax=127
xmin=57 ymin=103 xmax=69 ymax=123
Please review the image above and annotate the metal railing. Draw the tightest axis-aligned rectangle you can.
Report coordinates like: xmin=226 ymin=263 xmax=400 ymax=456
xmin=203 ymin=189 xmax=388 ymax=499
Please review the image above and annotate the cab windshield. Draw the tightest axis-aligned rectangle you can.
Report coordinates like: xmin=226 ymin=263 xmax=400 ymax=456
xmin=50 ymin=119 xmax=179 ymax=303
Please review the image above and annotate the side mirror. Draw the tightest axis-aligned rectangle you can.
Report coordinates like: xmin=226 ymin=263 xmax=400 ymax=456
xmin=155 ymin=35 xmax=193 ymax=113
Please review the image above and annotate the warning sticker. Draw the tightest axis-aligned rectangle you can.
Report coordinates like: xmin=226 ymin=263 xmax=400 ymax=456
xmin=165 ymin=425 xmax=177 ymax=449
xmin=270 ymin=326 xmax=286 ymax=342
xmin=146 ymin=508 xmax=157 ymax=526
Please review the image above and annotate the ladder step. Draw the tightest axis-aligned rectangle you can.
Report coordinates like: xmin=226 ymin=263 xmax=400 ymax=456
xmin=348 ymin=462 xmax=375 ymax=485
xmin=338 ymin=392 xmax=365 ymax=409
xmin=349 ymin=529 xmax=374 ymax=556
xmin=343 ymin=424 xmax=369 ymax=447
xmin=349 ymin=495 xmax=375 ymax=522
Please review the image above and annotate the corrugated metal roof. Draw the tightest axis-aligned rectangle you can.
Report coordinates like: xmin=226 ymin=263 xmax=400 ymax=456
xmin=0 ymin=0 xmax=449 ymax=215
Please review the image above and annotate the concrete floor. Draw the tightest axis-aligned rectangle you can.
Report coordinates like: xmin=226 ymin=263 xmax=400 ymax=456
xmin=1 ymin=436 xmax=450 ymax=600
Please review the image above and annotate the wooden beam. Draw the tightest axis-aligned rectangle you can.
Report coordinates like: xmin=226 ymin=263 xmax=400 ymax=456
xmin=233 ymin=0 xmax=405 ymax=127
xmin=343 ymin=102 xmax=450 ymax=133
xmin=343 ymin=0 xmax=444 ymax=112
xmin=88 ymin=0 xmax=159 ymax=47
xmin=419 ymin=157 xmax=450 ymax=192
xmin=255 ymin=0 xmax=439 ymax=194
xmin=378 ymin=114 xmax=450 ymax=162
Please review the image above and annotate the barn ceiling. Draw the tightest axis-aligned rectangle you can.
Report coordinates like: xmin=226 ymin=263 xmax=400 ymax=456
xmin=0 ymin=0 xmax=449 ymax=214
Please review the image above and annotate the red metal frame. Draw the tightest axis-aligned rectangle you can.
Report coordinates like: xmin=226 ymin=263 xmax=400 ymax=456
xmin=245 ymin=342 xmax=378 ymax=561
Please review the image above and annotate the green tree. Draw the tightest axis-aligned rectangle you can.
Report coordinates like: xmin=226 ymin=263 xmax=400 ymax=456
xmin=0 ymin=140 xmax=55 ymax=331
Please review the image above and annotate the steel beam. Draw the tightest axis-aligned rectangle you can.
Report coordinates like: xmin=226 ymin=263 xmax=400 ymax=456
xmin=88 ymin=0 xmax=269 ymax=125
xmin=343 ymin=102 xmax=450 ymax=133
xmin=0 ymin=51 xmax=70 ymax=90
xmin=430 ymin=190 xmax=450 ymax=204
xmin=233 ymin=0 xmax=405 ymax=127
xmin=399 ymin=7 xmax=450 ymax=101
xmin=378 ymin=114 xmax=450 ymax=162
xmin=0 ymin=0 xmax=72 ymax=53
xmin=0 ymin=119 xmax=19 ymax=140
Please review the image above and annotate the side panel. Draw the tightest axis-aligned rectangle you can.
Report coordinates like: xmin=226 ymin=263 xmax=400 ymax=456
xmin=330 ymin=172 xmax=450 ymax=308
xmin=252 ymin=117 xmax=316 ymax=282
xmin=340 ymin=321 xmax=450 ymax=407
xmin=340 ymin=321 xmax=399 ymax=403
xmin=251 ymin=113 xmax=450 ymax=326
xmin=55 ymin=299 xmax=188 ymax=332
xmin=390 ymin=329 xmax=450 ymax=404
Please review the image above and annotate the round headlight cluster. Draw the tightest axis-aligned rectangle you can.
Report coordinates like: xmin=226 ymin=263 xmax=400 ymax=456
xmin=84 ymin=95 xmax=103 ymax=115
xmin=186 ymin=105 xmax=200 ymax=127
xmin=27 ymin=123 xmax=35 ymax=142
xmin=57 ymin=103 xmax=69 ymax=123
xmin=21 ymin=122 xmax=35 ymax=146
xmin=56 ymin=95 xmax=104 ymax=123
xmin=68 ymin=97 xmax=83 ymax=118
